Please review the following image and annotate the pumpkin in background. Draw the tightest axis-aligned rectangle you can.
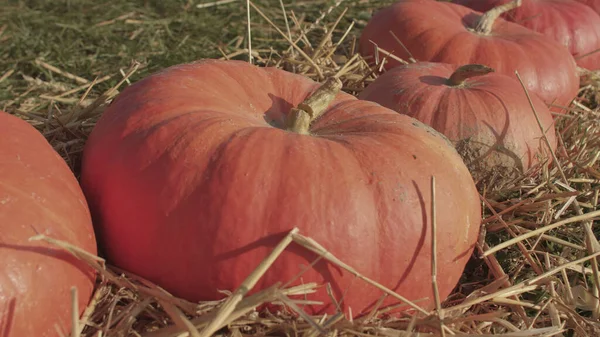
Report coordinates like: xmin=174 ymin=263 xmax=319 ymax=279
xmin=359 ymin=62 xmax=557 ymax=185
xmin=80 ymin=59 xmax=482 ymax=316
xmin=358 ymin=0 xmax=580 ymax=112
xmin=454 ymin=0 xmax=600 ymax=70
xmin=0 ymin=111 xmax=97 ymax=337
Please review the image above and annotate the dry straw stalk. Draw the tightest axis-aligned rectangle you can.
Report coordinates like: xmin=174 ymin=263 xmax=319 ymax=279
xmin=3 ymin=0 xmax=600 ymax=336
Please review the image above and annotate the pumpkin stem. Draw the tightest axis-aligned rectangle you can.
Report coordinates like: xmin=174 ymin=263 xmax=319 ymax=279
xmin=474 ymin=0 xmax=522 ymax=35
xmin=447 ymin=64 xmax=495 ymax=86
xmin=286 ymin=77 xmax=343 ymax=134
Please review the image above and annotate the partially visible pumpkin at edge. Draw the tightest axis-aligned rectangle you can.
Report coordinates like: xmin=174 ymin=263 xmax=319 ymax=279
xmin=80 ymin=59 xmax=482 ymax=317
xmin=0 ymin=111 xmax=97 ymax=337
xmin=454 ymin=0 xmax=600 ymax=70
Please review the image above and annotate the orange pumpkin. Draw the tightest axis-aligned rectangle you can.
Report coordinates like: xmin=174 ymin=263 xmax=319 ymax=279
xmin=81 ymin=59 xmax=482 ymax=316
xmin=455 ymin=0 xmax=600 ymax=70
xmin=0 ymin=111 xmax=97 ymax=337
xmin=359 ymin=62 xmax=557 ymax=184
xmin=358 ymin=0 xmax=580 ymax=111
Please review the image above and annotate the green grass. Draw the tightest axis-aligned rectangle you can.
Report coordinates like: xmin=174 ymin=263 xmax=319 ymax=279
xmin=0 ymin=0 xmax=394 ymax=106
xmin=0 ymin=0 xmax=396 ymax=170
xmin=2 ymin=0 xmax=257 ymax=98
xmin=4 ymin=1 xmax=599 ymax=334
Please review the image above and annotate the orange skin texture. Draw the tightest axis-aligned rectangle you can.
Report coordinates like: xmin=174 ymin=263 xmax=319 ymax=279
xmin=80 ymin=59 xmax=482 ymax=317
xmin=575 ymin=0 xmax=600 ymax=14
xmin=358 ymin=0 xmax=580 ymax=112
xmin=454 ymin=0 xmax=600 ymax=70
xmin=358 ymin=62 xmax=557 ymax=182
xmin=0 ymin=112 xmax=97 ymax=337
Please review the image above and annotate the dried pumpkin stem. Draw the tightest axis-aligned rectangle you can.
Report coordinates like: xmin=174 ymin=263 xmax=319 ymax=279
xmin=447 ymin=64 xmax=495 ymax=86
xmin=286 ymin=77 xmax=343 ymax=135
xmin=474 ymin=0 xmax=522 ymax=35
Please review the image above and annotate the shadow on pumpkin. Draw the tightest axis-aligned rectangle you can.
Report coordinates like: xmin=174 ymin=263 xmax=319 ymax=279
xmin=352 ymin=179 xmax=432 ymax=316
xmin=463 ymin=88 xmax=529 ymax=181
xmin=461 ymin=12 xmax=484 ymax=30
xmin=0 ymin=242 xmax=94 ymax=337
xmin=0 ymin=242 xmax=95 ymax=278
xmin=212 ymin=230 xmax=346 ymax=315
xmin=212 ymin=179 xmax=432 ymax=317
xmin=263 ymin=93 xmax=294 ymax=128
xmin=419 ymin=75 xmax=449 ymax=86
xmin=416 ymin=75 xmax=529 ymax=182
xmin=0 ymin=297 xmax=15 ymax=337
xmin=454 ymin=242 xmax=478 ymax=263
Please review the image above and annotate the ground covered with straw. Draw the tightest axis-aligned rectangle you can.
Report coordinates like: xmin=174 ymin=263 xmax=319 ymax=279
xmin=2 ymin=0 xmax=600 ymax=336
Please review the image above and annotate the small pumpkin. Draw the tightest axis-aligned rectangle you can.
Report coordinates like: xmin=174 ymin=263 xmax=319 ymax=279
xmin=358 ymin=62 xmax=557 ymax=185
xmin=454 ymin=0 xmax=600 ymax=70
xmin=358 ymin=0 xmax=580 ymax=112
xmin=0 ymin=111 xmax=97 ymax=337
xmin=80 ymin=59 xmax=482 ymax=316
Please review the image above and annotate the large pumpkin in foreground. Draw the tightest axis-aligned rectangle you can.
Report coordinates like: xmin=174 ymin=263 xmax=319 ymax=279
xmin=0 ymin=112 xmax=97 ymax=337
xmin=454 ymin=0 xmax=600 ymax=70
xmin=359 ymin=62 xmax=557 ymax=185
xmin=81 ymin=59 xmax=482 ymax=316
xmin=358 ymin=0 xmax=580 ymax=112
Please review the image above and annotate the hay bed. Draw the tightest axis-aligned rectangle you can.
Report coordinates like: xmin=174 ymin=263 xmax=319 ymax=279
xmin=2 ymin=1 xmax=600 ymax=336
